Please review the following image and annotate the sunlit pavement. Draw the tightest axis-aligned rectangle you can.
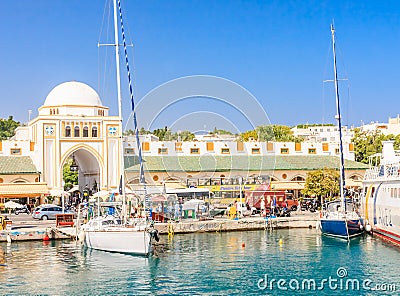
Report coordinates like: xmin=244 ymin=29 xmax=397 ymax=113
xmin=2 ymin=209 xmax=319 ymax=229
xmin=2 ymin=213 xmax=56 ymax=228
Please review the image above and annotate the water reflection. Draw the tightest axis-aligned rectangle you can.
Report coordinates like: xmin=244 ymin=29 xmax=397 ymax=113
xmin=0 ymin=230 xmax=399 ymax=295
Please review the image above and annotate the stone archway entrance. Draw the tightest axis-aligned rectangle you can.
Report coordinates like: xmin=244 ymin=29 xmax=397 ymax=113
xmin=63 ymin=148 xmax=101 ymax=195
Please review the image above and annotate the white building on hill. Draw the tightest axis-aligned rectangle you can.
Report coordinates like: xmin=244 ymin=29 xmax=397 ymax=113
xmin=360 ymin=115 xmax=400 ymax=135
xmin=291 ymin=125 xmax=354 ymax=143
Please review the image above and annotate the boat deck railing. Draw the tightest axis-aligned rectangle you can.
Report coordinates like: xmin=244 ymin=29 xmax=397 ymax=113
xmin=364 ymin=162 xmax=400 ymax=180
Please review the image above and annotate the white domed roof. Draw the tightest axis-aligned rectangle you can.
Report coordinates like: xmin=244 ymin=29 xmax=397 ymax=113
xmin=43 ymin=81 xmax=102 ymax=107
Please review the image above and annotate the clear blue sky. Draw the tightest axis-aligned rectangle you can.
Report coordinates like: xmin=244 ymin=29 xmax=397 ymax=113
xmin=1 ymin=0 xmax=400 ymax=132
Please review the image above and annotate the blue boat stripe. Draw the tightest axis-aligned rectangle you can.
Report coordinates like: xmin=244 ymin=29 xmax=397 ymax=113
xmin=373 ymin=183 xmax=383 ymax=225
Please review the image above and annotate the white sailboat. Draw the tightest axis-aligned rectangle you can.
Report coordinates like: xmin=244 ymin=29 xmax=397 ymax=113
xmin=81 ymin=0 xmax=158 ymax=256
xmin=319 ymin=24 xmax=364 ymax=240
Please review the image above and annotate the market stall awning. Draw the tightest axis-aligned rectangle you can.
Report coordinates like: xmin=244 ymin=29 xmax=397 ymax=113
xmin=0 ymin=182 xmax=49 ymax=197
xmin=345 ymin=179 xmax=363 ymax=188
xmin=271 ymin=181 xmax=305 ymax=190
xmin=151 ymin=195 xmax=167 ymax=202
xmin=67 ymin=185 xmax=79 ymax=193
xmin=49 ymin=189 xmax=69 ymax=196
xmin=4 ymin=200 xmax=21 ymax=209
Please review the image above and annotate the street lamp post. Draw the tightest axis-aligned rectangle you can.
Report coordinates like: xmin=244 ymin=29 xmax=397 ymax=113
xmin=70 ymin=154 xmax=79 ymax=172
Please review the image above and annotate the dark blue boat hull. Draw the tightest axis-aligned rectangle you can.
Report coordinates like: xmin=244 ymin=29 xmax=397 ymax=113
xmin=320 ymin=218 xmax=363 ymax=240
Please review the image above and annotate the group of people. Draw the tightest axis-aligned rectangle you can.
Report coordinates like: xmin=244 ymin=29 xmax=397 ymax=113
xmin=260 ymin=196 xmax=289 ymax=217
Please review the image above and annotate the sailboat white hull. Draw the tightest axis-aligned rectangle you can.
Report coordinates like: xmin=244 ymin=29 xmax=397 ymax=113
xmin=84 ymin=228 xmax=152 ymax=256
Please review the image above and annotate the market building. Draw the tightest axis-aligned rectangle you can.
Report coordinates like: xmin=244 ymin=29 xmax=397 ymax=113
xmin=0 ymin=80 xmax=368 ymax=208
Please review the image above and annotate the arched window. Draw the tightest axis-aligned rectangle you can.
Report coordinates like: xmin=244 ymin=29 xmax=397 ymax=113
xmin=50 ymin=109 xmax=53 ymax=115
xmin=92 ymin=126 xmax=98 ymax=137
xmin=83 ymin=126 xmax=89 ymax=137
xmin=65 ymin=126 xmax=71 ymax=137
xmin=74 ymin=126 xmax=80 ymax=137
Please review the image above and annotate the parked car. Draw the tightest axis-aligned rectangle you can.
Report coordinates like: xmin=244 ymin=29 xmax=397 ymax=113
xmin=32 ymin=205 xmax=74 ymax=220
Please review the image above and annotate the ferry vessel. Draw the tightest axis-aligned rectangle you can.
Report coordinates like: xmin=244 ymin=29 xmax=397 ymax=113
xmin=362 ymin=140 xmax=400 ymax=246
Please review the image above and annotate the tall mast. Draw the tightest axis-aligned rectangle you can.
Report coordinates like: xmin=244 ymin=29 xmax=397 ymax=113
xmin=113 ymin=0 xmax=127 ymax=220
xmin=331 ymin=24 xmax=346 ymax=211
xmin=116 ymin=0 xmax=149 ymax=219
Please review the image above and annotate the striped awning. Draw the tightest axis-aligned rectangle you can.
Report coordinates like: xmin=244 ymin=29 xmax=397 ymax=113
xmin=0 ymin=182 xmax=49 ymax=197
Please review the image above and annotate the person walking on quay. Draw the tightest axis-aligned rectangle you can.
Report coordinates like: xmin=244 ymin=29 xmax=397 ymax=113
xmin=174 ymin=203 xmax=180 ymax=220
xmin=261 ymin=197 xmax=266 ymax=217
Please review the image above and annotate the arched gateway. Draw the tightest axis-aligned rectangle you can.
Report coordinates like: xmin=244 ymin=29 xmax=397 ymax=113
xmin=29 ymin=81 xmax=123 ymax=194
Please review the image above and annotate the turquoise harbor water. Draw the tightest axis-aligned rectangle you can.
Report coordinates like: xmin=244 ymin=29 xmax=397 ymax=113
xmin=1 ymin=229 xmax=399 ymax=295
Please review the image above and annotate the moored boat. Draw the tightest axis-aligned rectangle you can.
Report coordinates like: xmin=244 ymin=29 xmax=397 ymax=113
xmin=318 ymin=24 xmax=364 ymax=240
xmin=361 ymin=140 xmax=400 ymax=246
xmin=320 ymin=200 xmax=363 ymax=239
xmin=81 ymin=0 xmax=157 ymax=256
xmin=82 ymin=213 xmax=154 ymax=255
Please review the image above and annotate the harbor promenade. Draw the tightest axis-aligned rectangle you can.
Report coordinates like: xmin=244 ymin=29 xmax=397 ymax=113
xmin=0 ymin=211 xmax=318 ymax=242
xmin=155 ymin=212 xmax=318 ymax=235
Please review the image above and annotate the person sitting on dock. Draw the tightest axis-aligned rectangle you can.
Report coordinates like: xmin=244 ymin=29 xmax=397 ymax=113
xmin=229 ymin=202 xmax=237 ymax=219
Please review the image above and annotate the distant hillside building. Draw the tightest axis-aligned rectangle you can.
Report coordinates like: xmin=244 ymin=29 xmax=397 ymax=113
xmin=291 ymin=125 xmax=354 ymax=144
xmin=359 ymin=115 xmax=400 ymax=135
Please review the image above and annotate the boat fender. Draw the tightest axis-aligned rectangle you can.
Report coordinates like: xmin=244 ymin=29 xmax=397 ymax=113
xmin=365 ymin=224 xmax=372 ymax=233
xmin=147 ymin=228 xmax=159 ymax=242
xmin=153 ymin=229 xmax=160 ymax=242
xmin=78 ymin=230 xmax=86 ymax=242
xmin=319 ymin=211 xmax=323 ymax=218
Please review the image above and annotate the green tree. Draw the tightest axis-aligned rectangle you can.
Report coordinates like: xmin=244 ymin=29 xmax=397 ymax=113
xmin=295 ymin=123 xmax=334 ymax=129
xmin=240 ymin=130 xmax=259 ymax=141
xmin=178 ymin=130 xmax=195 ymax=141
xmin=255 ymin=125 xmax=274 ymax=141
xmin=352 ymin=128 xmax=400 ymax=164
xmin=211 ymin=127 xmax=233 ymax=135
xmin=152 ymin=127 xmax=169 ymax=140
xmin=0 ymin=116 xmax=20 ymax=140
xmin=63 ymin=157 xmax=78 ymax=191
xmin=240 ymin=125 xmax=304 ymax=142
xmin=302 ymin=168 xmax=340 ymax=201
xmin=124 ymin=127 xmax=150 ymax=136
xmin=139 ymin=127 xmax=150 ymax=135
xmin=163 ymin=129 xmax=175 ymax=141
